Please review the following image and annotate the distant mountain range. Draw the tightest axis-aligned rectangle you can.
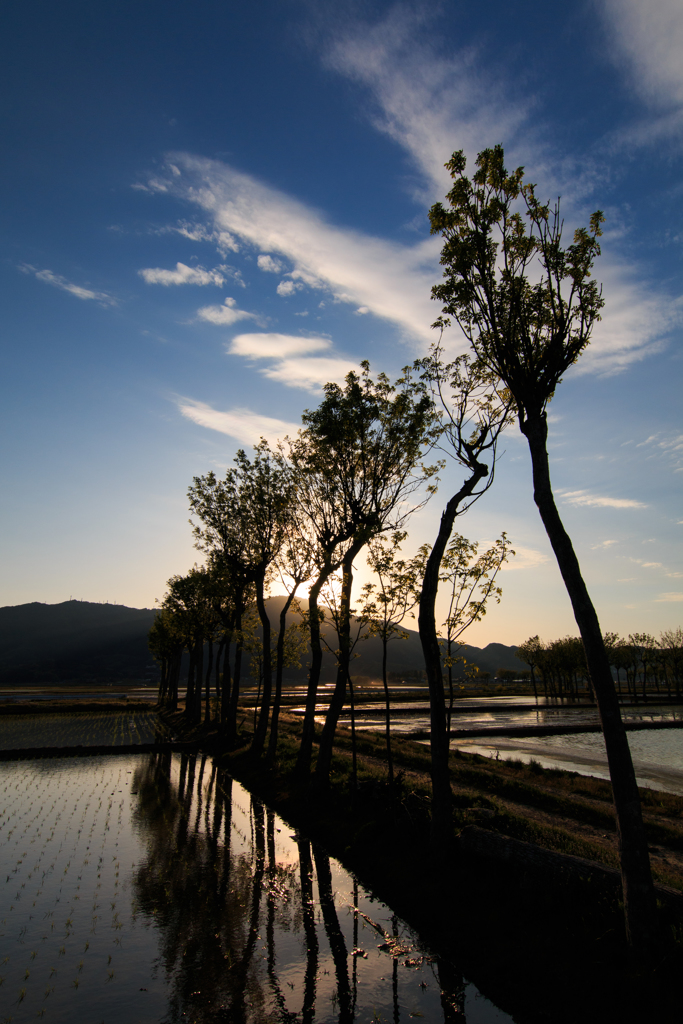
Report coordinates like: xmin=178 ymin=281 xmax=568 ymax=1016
xmin=0 ymin=599 xmax=527 ymax=686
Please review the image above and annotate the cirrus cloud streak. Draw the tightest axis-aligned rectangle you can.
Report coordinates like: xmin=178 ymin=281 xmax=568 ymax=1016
xmin=177 ymin=397 xmax=299 ymax=446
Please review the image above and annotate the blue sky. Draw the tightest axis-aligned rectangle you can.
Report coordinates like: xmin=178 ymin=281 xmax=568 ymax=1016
xmin=1 ymin=0 xmax=681 ymax=646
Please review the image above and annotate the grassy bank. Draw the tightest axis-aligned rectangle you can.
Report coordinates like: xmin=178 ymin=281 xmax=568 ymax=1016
xmin=160 ymin=705 xmax=683 ymax=1024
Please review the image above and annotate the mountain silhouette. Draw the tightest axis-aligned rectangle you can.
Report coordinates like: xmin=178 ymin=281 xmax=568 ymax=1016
xmin=0 ymin=597 xmax=526 ymax=686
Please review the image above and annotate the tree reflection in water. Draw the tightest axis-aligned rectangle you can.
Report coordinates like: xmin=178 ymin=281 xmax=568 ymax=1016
xmin=130 ymin=751 xmax=504 ymax=1023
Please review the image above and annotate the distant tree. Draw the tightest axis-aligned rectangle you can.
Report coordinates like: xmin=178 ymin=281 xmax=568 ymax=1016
xmin=659 ymin=628 xmax=683 ymax=699
xmin=360 ymin=532 xmax=427 ymax=789
xmin=627 ymin=633 xmax=657 ymax=703
xmin=188 ymin=441 xmax=296 ymax=755
xmin=148 ymin=606 xmax=185 ymax=710
xmin=496 ymin=669 xmax=517 ymax=684
xmin=516 ymin=635 xmax=544 ymax=701
xmin=438 ymin=532 xmax=512 ymax=735
xmin=430 ymin=143 xmax=656 ymax=947
xmin=610 ymin=640 xmax=633 ymax=699
xmin=162 ymin=567 xmax=219 ymax=722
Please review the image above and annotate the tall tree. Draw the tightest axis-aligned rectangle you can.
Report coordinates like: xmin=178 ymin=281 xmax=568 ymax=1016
xmin=429 ymin=143 xmax=657 ymax=948
xmin=407 ymin=351 xmax=510 ymax=850
xmin=188 ymin=441 xmax=296 ymax=754
xmin=295 ymin=363 xmax=437 ymax=789
xmin=291 ymin=362 xmax=437 ymax=781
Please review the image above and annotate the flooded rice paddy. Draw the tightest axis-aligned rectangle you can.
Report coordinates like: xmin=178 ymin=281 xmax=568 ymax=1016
xmin=1 ymin=751 xmax=516 ymax=1023
xmin=453 ymin=728 xmax=683 ymax=796
xmin=0 ymin=712 xmax=172 ymax=750
xmin=330 ymin=697 xmax=683 ymax=737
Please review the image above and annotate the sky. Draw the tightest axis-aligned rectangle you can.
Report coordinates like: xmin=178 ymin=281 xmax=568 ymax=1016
xmin=1 ymin=0 xmax=682 ymax=647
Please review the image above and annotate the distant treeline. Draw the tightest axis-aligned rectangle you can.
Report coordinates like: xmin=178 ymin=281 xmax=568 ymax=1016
xmin=516 ymin=631 xmax=683 ymax=700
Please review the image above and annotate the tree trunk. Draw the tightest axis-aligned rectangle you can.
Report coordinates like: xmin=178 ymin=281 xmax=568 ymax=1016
xmin=381 ymin=635 xmax=394 ymax=789
xmin=418 ymin=464 xmax=488 ymax=853
xmin=204 ymin=638 xmax=214 ymax=723
xmin=267 ymin=589 xmax=299 ymax=767
xmin=296 ymin=572 xmax=331 ymax=777
xmin=315 ymin=552 xmax=358 ymax=789
xmin=521 ymin=412 xmax=657 ymax=949
xmin=252 ymin=573 xmax=273 ymax=757
xmin=227 ymin=610 xmax=243 ymax=745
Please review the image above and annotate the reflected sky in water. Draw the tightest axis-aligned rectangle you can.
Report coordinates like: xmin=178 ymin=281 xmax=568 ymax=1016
xmin=329 ymin=701 xmax=683 ymax=737
xmin=453 ymin=730 xmax=683 ymax=796
xmin=0 ymin=752 xmax=517 ymax=1023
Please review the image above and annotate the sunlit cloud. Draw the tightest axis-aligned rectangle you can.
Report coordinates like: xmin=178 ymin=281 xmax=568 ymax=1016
xmin=228 ymin=333 xmax=331 ymax=359
xmin=226 ymin=331 xmax=356 ymax=390
xmin=260 ymin=356 xmax=358 ymax=390
xmin=139 ymin=262 xmax=227 ymax=286
xmin=600 ymin=0 xmax=683 ymax=141
xmin=196 ymin=297 xmax=257 ymax=326
xmin=574 ymin=262 xmax=682 ymax=373
xmin=499 ymin=546 xmax=549 ymax=571
xmin=20 ymin=264 xmax=116 ymax=305
xmin=322 ymin=7 xmax=682 ymax=371
xmin=159 ymin=220 xmax=240 ymax=255
xmin=257 ymin=254 xmax=284 ymax=273
xmin=277 ymin=279 xmax=304 ymax=297
xmin=559 ymin=490 xmax=647 ymax=509
xmin=324 ymin=6 xmax=531 ymax=200
xmin=590 ymin=539 xmax=619 ymax=549
xmin=656 ymin=592 xmax=683 ymax=602
xmin=177 ymin=397 xmax=299 ymax=445
xmin=146 ymin=153 xmax=440 ymax=345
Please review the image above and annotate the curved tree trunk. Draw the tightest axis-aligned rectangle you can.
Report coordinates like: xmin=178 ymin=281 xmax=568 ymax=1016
xmin=418 ymin=465 xmax=488 ymax=853
xmin=227 ymin=609 xmax=243 ymax=745
xmin=381 ymin=635 xmax=394 ymax=790
xmin=522 ymin=412 xmax=657 ymax=950
xmin=252 ymin=573 xmax=273 ymax=757
xmin=296 ymin=573 xmax=330 ymax=777
xmin=266 ymin=589 xmax=299 ymax=767
xmin=315 ymin=546 xmax=362 ymax=789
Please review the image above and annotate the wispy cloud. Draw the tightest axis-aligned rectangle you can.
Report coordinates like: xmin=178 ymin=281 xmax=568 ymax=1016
xmin=590 ymin=539 xmax=619 ymax=549
xmin=324 ymin=6 xmax=531 ymax=200
xmin=228 ymin=333 xmax=331 ymax=359
xmin=574 ymin=262 xmax=682 ymax=373
xmin=20 ymin=264 xmax=116 ymax=305
xmin=139 ymin=262 xmax=228 ymax=286
xmin=499 ymin=546 xmax=549 ymax=571
xmin=160 ymin=220 xmax=240 ymax=255
xmin=599 ymin=0 xmax=683 ymax=141
xmin=276 ymin=278 xmax=304 ymax=297
xmin=257 ymin=254 xmax=284 ymax=273
xmin=143 ymin=154 xmax=440 ymax=345
xmin=559 ymin=490 xmax=647 ymax=509
xmin=323 ymin=6 xmax=681 ymax=370
xmin=656 ymin=592 xmax=683 ymax=602
xmin=260 ymin=356 xmax=359 ymax=390
xmin=227 ymin=331 xmax=356 ymax=390
xmin=177 ymin=397 xmax=299 ymax=445
xmin=633 ymin=431 xmax=683 ymax=471
xmin=196 ymin=298 xmax=257 ymax=326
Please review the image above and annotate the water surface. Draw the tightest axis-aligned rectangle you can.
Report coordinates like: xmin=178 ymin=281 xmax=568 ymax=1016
xmin=0 ymin=752 xmax=516 ymax=1023
xmin=452 ymin=729 xmax=683 ymax=796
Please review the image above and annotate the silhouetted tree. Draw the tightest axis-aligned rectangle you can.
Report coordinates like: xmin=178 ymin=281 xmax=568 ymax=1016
xmin=430 ymin=143 xmax=656 ymax=948
xmin=438 ymin=531 xmax=512 ymax=734
xmin=289 ymin=362 xmax=437 ymax=784
xmin=407 ymin=351 xmax=510 ymax=851
xmin=360 ymin=531 xmax=427 ymax=789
